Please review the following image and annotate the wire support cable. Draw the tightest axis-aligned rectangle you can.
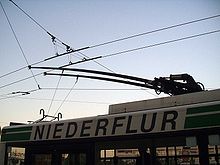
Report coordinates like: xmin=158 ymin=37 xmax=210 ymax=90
xmin=1 ymin=1 xmax=40 ymax=89
xmin=8 ymin=0 xmax=98 ymax=70
xmin=9 ymin=0 xmax=74 ymax=52
xmin=9 ymin=0 xmax=48 ymax=34
xmin=47 ymin=70 xmax=64 ymax=114
xmin=53 ymin=77 xmax=78 ymax=117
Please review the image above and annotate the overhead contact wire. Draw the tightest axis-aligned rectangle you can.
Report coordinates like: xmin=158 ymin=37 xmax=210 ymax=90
xmin=8 ymin=0 xmax=220 ymax=60
xmin=101 ymin=29 xmax=220 ymax=58
xmin=9 ymin=0 xmax=220 ymax=48
xmin=90 ymin=14 xmax=220 ymax=48
xmin=0 ymin=59 xmax=45 ymax=79
xmin=2 ymin=1 xmax=220 ymax=90
xmin=1 ymin=10 xmax=219 ymax=79
xmin=42 ymin=14 xmax=220 ymax=61
xmin=1 ymin=29 xmax=220 ymax=90
xmin=0 ymin=73 xmax=43 ymax=89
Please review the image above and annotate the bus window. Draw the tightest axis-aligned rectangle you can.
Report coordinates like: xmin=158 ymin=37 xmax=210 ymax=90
xmin=100 ymin=150 xmax=114 ymax=165
xmin=116 ymin=149 xmax=139 ymax=165
xmin=61 ymin=153 xmax=86 ymax=165
xmin=176 ymin=146 xmax=199 ymax=165
xmin=100 ymin=149 xmax=139 ymax=165
xmin=32 ymin=154 xmax=52 ymax=165
xmin=7 ymin=146 xmax=25 ymax=165
xmin=156 ymin=146 xmax=200 ymax=165
xmin=208 ymin=145 xmax=220 ymax=165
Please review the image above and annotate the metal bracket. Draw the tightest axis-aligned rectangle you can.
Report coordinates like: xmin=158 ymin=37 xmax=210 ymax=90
xmin=29 ymin=109 xmax=63 ymax=123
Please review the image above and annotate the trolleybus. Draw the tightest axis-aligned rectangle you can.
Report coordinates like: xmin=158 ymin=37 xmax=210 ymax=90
xmin=1 ymin=89 xmax=220 ymax=165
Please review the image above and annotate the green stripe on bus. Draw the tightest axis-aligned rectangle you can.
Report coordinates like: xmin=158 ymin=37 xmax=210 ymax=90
xmin=2 ymin=126 xmax=32 ymax=133
xmin=186 ymin=104 xmax=220 ymax=115
xmin=184 ymin=113 xmax=220 ymax=129
xmin=1 ymin=132 xmax=32 ymax=142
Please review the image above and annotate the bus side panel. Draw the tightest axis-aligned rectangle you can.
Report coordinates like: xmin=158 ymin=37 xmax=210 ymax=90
xmin=0 ymin=142 xmax=6 ymax=165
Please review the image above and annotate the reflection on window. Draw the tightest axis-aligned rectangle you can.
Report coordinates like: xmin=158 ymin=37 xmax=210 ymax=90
xmin=156 ymin=147 xmax=167 ymax=156
xmin=189 ymin=146 xmax=199 ymax=155
xmin=176 ymin=156 xmax=200 ymax=165
xmin=156 ymin=146 xmax=200 ymax=165
xmin=7 ymin=147 xmax=25 ymax=165
xmin=116 ymin=149 xmax=140 ymax=157
xmin=100 ymin=149 xmax=140 ymax=159
xmin=100 ymin=150 xmax=114 ymax=158
xmin=176 ymin=146 xmax=182 ymax=156
xmin=168 ymin=147 xmax=175 ymax=156
xmin=100 ymin=149 xmax=139 ymax=165
xmin=172 ymin=146 xmax=199 ymax=156
xmin=209 ymin=145 xmax=216 ymax=154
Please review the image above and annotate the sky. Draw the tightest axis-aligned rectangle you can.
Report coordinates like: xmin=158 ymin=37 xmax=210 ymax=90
xmin=0 ymin=0 xmax=220 ymax=128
